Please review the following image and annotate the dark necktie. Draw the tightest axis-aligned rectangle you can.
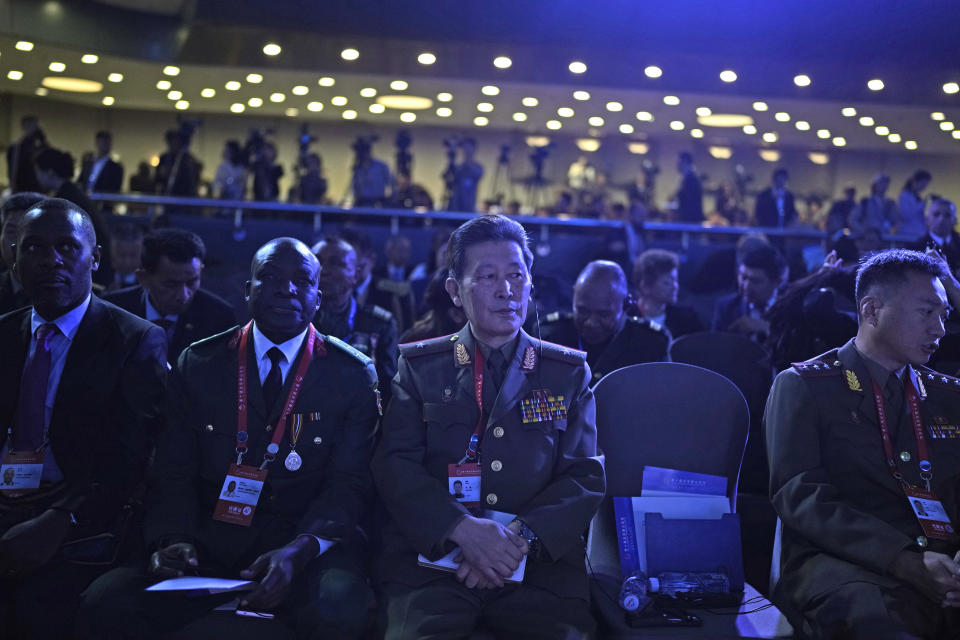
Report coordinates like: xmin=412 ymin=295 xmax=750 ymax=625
xmin=885 ymin=373 xmax=906 ymax=439
xmin=483 ymin=350 xmax=506 ymax=413
xmin=263 ymin=347 xmax=284 ymax=411
xmin=14 ymin=323 xmax=57 ymax=451
xmin=153 ymin=318 xmax=175 ymax=332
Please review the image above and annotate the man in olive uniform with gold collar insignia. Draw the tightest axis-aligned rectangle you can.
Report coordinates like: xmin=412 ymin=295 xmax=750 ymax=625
xmin=373 ymin=214 xmax=605 ymax=639
xmin=766 ymin=249 xmax=960 ymax=639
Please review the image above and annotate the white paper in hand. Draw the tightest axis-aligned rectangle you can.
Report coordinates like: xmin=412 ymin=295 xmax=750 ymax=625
xmin=145 ymin=576 xmax=256 ymax=594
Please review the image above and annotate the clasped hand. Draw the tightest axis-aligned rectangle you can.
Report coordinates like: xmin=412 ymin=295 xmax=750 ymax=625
xmin=449 ymin=515 xmax=528 ymax=589
xmin=892 ymin=550 xmax=960 ymax=608
xmin=0 ymin=509 xmax=71 ymax=576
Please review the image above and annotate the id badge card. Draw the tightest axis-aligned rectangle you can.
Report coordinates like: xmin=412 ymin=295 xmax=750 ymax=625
xmin=448 ymin=462 xmax=481 ymax=509
xmin=0 ymin=449 xmax=45 ymax=496
xmin=905 ymin=485 xmax=958 ymax=541
xmin=212 ymin=463 xmax=267 ymax=527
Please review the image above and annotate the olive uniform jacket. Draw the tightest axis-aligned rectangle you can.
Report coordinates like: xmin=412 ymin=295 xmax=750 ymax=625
xmin=144 ymin=326 xmax=380 ymax=569
xmin=766 ymin=339 xmax=960 ymax=618
xmin=372 ymin=325 xmax=606 ymax=601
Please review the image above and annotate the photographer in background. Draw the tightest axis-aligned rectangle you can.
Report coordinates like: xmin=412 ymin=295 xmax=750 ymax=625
xmin=155 ymin=126 xmax=200 ymax=197
xmin=6 ymin=115 xmax=46 ymax=193
xmin=445 ymin=137 xmax=484 ymax=212
xmin=212 ymin=140 xmax=247 ymax=201
xmin=245 ymin=130 xmax=283 ymax=202
xmin=296 ymin=153 xmax=328 ymax=205
xmin=350 ymin=136 xmax=392 ymax=207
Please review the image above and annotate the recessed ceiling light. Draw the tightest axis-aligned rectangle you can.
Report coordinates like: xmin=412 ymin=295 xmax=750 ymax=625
xmin=477 ymin=102 xmax=494 ymax=112
xmin=875 ymin=125 xmax=889 ymax=135
xmin=163 ymin=66 xmax=180 ymax=76
xmin=709 ymin=146 xmax=733 ymax=159
xmin=944 ymin=82 xmax=959 ymax=95
xmin=41 ymin=76 xmax=101 ymax=92
xmin=867 ymin=78 xmax=884 ymax=91
xmin=436 ymin=107 xmax=452 ymax=117
xmin=35 ymin=87 xmax=48 ymax=96
xmin=557 ymin=107 xmax=574 ymax=118
xmin=331 ymin=96 xmax=347 ymax=106
xmin=522 ymin=96 xmax=538 ymax=107
xmin=859 ymin=116 xmax=875 ymax=126
xmin=48 ymin=62 xmax=65 ymax=72
xmin=512 ymin=112 xmax=527 ymax=122
xmin=669 ymin=120 xmax=685 ymax=130
xmin=107 ymin=72 xmax=123 ymax=83
xmin=568 ymin=61 xmax=587 ymax=74
xmin=343 ymin=109 xmax=358 ymax=120
xmin=953 ymin=131 xmax=960 ymax=140
xmin=636 ymin=111 xmax=653 ymax=122
xmin=743 ymin=124 xmax=757 ymax=134
xmin=931 ymin=112 xmax=946 ymax=120
xmin=905 ymin=140 xmax=918 ymax=150
xmin=473 ymin=116 xmax=489 ymax=126
xmin=794 ymin=74 xmax=811 ymax=87
xmin=437 ymin=92 xmax=453 ymax=102
xmin=817 ymin=129 xmax=831 ymax=139
xmin=246 ymin=73 xmax=263 ymax=84
xmin=307 ymin=101 xmax=323 ymax=112
xmin=285 ymin=107 xmax=299 ymax=117
xmin=888 ymin=133 xmax=901 ymax=143
xmin=526 ymin=136 xmax=551 ymax=148
xmin=101 ymin=96 xmax=114 ymax=106
xmin=167 ymin=90 xmax=182 ymax=100
xmin=369 ymin=103 xmax=385 ymax=113
xmin=753 ymin=101 xmax=768 ymax=112
xmin=390 ymin=80 xmax=408 ymax=91
xmin=576 ymin=138 xmax=601 ymax=153
xmin=248 ymin=97 xmax=263 ymax=107
xmin=719 ymin=69 xmax=737 ymax=83
xmin=699 ymin=113 xmax=754 ymax=127
xmin=376 ymin=95 xmax=433 ymax=110
xmin=690 ymin=128 xmax=704 ymax=138
xmin=808 ymin=152 xmax=829 ymax=165
xmin=762 ymin=132 xmax=778 ymax=142
xmin=230 ymin=103 xmax=245 ymax=113
xmin=292 ymin=85 xmax=308 ymax=96
xmin=940 ymin=121 xmax=955 ymax=131
xmin=833 ymin=136 xmax=847 ymax=147
xmin=493 ymin=56 xmax=512 ymax=69
xmin=318 ymin=77 xmax=335 ymax=87
xmin=200 ymin=88 xmax=215 ymax=98
xmin=644 ymin=65 xmax=662 ymax=78
xmin=619 ymin=123 xmax=634 ymax=134
xmin=628 ymin=142 xmax=649 ymax=154
xmin=841 ymin=107 xmax=857 ymax=117
xmin=175 ymin=100 xmax=189 ymax=110
xmin=481 ymin=85 xmax=500 ymax=96
xmin=759 ymin=149 xmax=781 ymax=162
xmin=417 ymin=52 xmax=436 ymax=65
xmin=341 ymin=48 xmax=359 ymax=61
xmin=774 ymin=112 xmax=790 ymax=122
xmin=156 ymin=80 xmax=171 ymax=90
xmin=606 ymin=101 xmax=623 ymax=112
xmin=360 ymin=87 xmax=377 ymax=98
xmin=573 ymin=90 xmax=591 ymax=101
xmin=263 ymin=43 xmax=282 ymax=56
xmin=15 ymin=41 xmax=33 ymax=51
xmin=81 ymin=54 xmax=98 ymax=64
xmin=546 ymin=120 xmax=562 ymax=130
xmin=663 ymin=95 xmax=679 ymax=106
xmin=588 ymin=116 xmax=605 ymax=126
xmin=795 ymin=120 xmax=810 ymax=131
xmin=269 ymin=92 xmax=285 ymax=102
xmin=225 ymin=81 xmax=241 ymax=91
xmin=696 ymin=107 xmax=712 ymax=117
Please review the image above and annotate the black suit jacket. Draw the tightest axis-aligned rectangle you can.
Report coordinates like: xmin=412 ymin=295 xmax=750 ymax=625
xmin=754 ymin=187 xmax=798 ymax=228
xmin=665 ymin=304 xmax=703 ymax=339
xmin=78 ymin=157 xmax=124 ymax=194
xmin=0 ymin=297 xmax=167 ymax=529
xmin=144 ymin=327 xmax=380 ymax=568
xmin=0 ymin=270 xmax=30 ymax=316
xmin=103 ymin=285 xmax=236 ymax=361
xmin=711 ymin=292 xmax=746 ymax=333
xmin=916 ymin=231 xmax=960 ymax=276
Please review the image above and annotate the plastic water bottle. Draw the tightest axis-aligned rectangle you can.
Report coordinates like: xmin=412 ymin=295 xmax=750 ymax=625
xmin=649 ymin=572 xmax=730 ymax=598
xmin=618 ymin=571 xmax=651 ymax=612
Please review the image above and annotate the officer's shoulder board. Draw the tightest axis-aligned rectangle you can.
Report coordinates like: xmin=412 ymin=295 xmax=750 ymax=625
xmin=918 ymin=368 xmax=960 ymax=393
xmin=323 ymin=333 xmax=374 ymax=368
xmin=792 ymin=352 xmax=843 ymax=378
xmin=627 ymin=316 xmax=664 ymax=333
xmin=536 ymin=339 xmax=587 ymax=365
xmin=368 ymin=304 xmax=393 ymax=323
xmin=399 ymin=333 xmax=456 ymax=358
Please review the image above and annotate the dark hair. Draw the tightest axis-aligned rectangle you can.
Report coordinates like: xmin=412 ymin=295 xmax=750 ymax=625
xmin=740 ymin=244 xmax=786 ymax=283
xmin=1 ymin=192 xmax=45 ymax=225
xmin=339 ymin=228 xmax=374 ymax=257
xmin=855 ymin=249 xmax=946 ymax=307
xmin=224 ymin=140 xmax=242 ymax=165
xmin=678 ymin=151 xmax=693 ymax=164
xmin=904 ymin=169 xmax=932 ymax=193
xmin=633 ymin=249 xmax=678 ymax=287
xmin=773 ymin=168 xmax=789 ymax=181
xmin=95 ymin=130 xmax=111 ymax=141
xmin=447 ymin=214 xmax=533 ymax=281
xmin=34 ymin=148 xmax=75 ymax=179
xmin=141 ymin=228 xmax=206 ymax=272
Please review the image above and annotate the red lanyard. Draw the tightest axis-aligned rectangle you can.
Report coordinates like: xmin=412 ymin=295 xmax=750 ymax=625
xmin=235 ymin=321 xmax=316 ymax=468
xmin=460 ymin=346 xmax=486 ymax=464
xmin=871 ymin=374 xmax=933 ymax=490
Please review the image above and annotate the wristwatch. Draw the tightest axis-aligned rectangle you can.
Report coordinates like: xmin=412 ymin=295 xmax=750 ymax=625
xmin=510 ymin=518 xmax=541 ymax=557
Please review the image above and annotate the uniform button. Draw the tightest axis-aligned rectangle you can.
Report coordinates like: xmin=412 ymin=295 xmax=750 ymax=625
xmin=917 ymin=535 xmax=928 ymax=548
xmin=490 ymin=460 xmax=503 ymax=472
xmin=265 ymin=425 xmax=273 ymax=432
xmin=313 ymin=436 xmax=323 ymax=445
xmin=899 ymin=451 xmax=911 ymax=462
xmin=493 ymin=427 xmax=505 ymax=438
xmin=205 ymin=424 xmax=214 ymax=432
xmin=486 ymin=493 xmax=498 ymax=505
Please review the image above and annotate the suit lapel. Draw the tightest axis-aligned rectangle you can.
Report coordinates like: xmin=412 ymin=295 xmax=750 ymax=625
xmin=488 ymin=330 xmax=534 ymax=427
xmin=245 ymin=333 xmax=269 ymax=432
xmin=52 ymin=298 xmax=111 ymax=423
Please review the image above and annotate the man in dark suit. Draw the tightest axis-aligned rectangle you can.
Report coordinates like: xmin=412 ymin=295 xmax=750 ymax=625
xmin=674 ymin=151 xmax=704 ymax=224
xmin=369 ymin=234 xmax=418 ymax=334
xmin=104 ymin=228 xmax=235 ymax=362
xmin=0 ymin=198 xmax=166 ymax=639
xmin=0 ymin=192 xmax=45 ymax=314
xmin=78 ymin=131 xmax=124 ymax=195
xmin=766 ymin=249 xmax=960 ymax=638
xmin=754 ymin=168 xmax=798 ymax=228
xmin=373 ymin=214 xmax=604 ymax=638
xmin=82 ymin=238 xmax=381 ymax=639
xmin=916 ymin=197 xmax=960 ymax=277
xmin=539 ymin=260 xmax=668 ymax=385
xmin=712 ymin=243 xmax=788 ymax=339
xmin=6 ymin=115 xmax=46 ymax=193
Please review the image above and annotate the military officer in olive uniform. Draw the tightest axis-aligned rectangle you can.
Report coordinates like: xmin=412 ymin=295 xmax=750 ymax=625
xmin=373 ymin=214 xmax=605 ymax=639
xmin=538 ymin=260 xmax=668 ymax=385
xmin=766 ymin=249 xmax=960 ymax=639
xmin=312 ymin=237 xmax=398 ymax=405
xmin=81 ymin=238 xmax=381 ymax=640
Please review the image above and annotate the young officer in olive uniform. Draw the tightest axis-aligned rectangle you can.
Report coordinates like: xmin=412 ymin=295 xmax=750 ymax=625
xmin=538 ymin=260 xmax=668 ymax=385
xmin=373 ymin=215 xmax=605 ymax=639
xmin=766 ymin=249 xmax=960 ymax=639
xmin=81 ymin=238 xmax=381 ymax=640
